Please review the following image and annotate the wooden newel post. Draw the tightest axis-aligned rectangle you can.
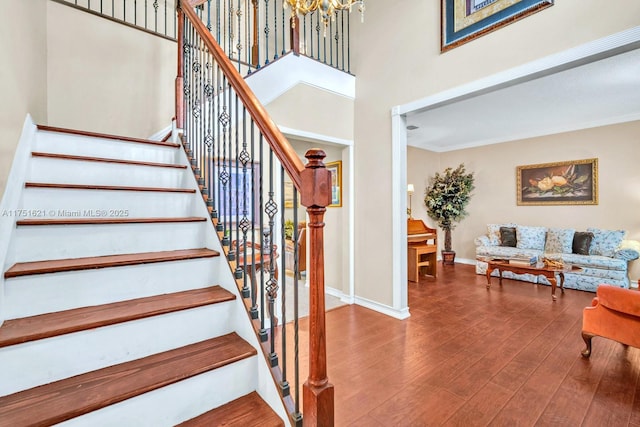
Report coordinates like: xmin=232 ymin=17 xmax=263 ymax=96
xmin=300 ymin=149 xmax=333 ymax=427
xmin=290 ymin=15 xmax=300 ymax=56
xmin=251 ymin=0 xmax=259 ymax=67
xmin=175 ymin=1 xmax=185 ymax=129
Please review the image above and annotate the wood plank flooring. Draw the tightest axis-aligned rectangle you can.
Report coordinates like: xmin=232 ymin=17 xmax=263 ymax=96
xmin=285 ymin=263 xmax=640 ymax=426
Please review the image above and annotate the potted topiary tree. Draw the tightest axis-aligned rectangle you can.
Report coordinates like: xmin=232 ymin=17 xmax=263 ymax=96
xmin=424 ymin=164 xmax=475 ymax=265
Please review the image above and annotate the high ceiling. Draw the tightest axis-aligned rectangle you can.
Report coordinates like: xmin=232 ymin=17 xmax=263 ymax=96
xmin=405 ymin=47 xmax=640 ymax=152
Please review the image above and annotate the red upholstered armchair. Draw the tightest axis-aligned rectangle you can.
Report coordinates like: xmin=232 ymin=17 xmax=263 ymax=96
xmin=581 ymin=284 xmax=640 ymax=358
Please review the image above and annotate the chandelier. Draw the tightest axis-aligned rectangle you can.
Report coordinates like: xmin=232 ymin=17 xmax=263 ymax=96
xmin=284 ymin=1 xmax=365 ymax=31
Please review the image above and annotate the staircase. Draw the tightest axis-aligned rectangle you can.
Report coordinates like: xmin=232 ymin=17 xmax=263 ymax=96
xmin=0 ymin=121 xmax=288 ymax=425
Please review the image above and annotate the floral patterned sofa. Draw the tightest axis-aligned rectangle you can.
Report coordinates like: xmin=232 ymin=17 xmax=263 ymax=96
xmin=475 ymin=224 xmax=639 ymax=292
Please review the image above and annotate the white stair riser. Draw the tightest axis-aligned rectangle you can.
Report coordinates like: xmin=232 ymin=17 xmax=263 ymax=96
xmin=0 ymin=303 xmax=236 ymax=397
xmin=34 ymin=132 xmax=181 ymax=164
xmin=9 ymin=222 xmax=209 ymax=263
xmin=20 ymin=187 xmax=201 ymax=218
xmin=29 ymin=157 xmax=192 ymax=189
xmin=56 ymin=358 xmax=259 ymax=427
xmin=4 ymin=256 xmax=232 ymax=318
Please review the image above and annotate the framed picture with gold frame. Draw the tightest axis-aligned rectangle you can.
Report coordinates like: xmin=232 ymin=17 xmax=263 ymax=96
xmin=284 ymin=181 xmax=296 ymax=208
xmin=516 ymin=158 xmax=598 ymax=206
xmin=326 ymin=161 xmax=342 ymax=207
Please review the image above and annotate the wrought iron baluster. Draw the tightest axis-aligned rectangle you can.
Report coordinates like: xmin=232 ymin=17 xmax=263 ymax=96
xmin=341 ymin=10 xmax=345 ymax=71
xmin=334 ymin=11 xmax=339 ymax=68
xmin=233 ymin=90 xmax=241 ymax=274
xmin=207 ymin=0 xmax=211 ymax=31
xmin=258 ymin=134 xmax=267 ymax=341
xmin=210 ymin=61 xmax=219 ymax=223
xmin=265 ymin=149 xmax=278 ymax=367
xmin=307 ymin=13 xmax=315 ymax=58
xmin=237 ymin=0 xmax=243 ymax=72
xmin=329 ymin=12 xmax=333 ymax=66
xmin=272 ymin=0 xmax=278 ymax=60
xmin=264 ymin=0 xmax=270 ymax=64
xmin=219 ymin=75 xmax=231 ymax=248
xmin=164 ymin=0 xmax=167 ymax=36
xmin=195 ymin=36 xmax=204 ymax=198
xmin=315 ymin=13 xmax=320 ymax=62
xmin=238 ymin=107 xmax=251 ymax=296
xmin=134 ymin=0 xmax=137 ymax=25
xmin=347 ymin=9 xmax=351 ymax=73
xmin=153 ymin=0 xmax=158 ymax=31
xmin=323 ymin=16 xmax=327 ymax=64
xmin=249 ymin=119 xmax=258 ymax=319
xmin=205 ymin=57 xmax=215 ymax=221
xmin=281 ymin=0 xmax=285 ymax=56
xmin=215 ymin=60 xmax=223 ymax=231
xmin=279 ymin=166 xmax=290 ymax=398
xmin=216 ymin=0 xmax=221 ymax=44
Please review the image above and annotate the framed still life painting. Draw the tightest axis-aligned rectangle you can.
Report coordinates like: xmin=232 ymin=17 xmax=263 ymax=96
xmin=441 ymin=0 xmax=554 ymax=52
xmin=516 ymin=158 xmax=598 ymax=206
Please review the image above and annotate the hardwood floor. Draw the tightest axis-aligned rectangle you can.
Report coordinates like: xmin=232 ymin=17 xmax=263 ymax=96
xmin=286 ymin=263 xmax=640 ymax=426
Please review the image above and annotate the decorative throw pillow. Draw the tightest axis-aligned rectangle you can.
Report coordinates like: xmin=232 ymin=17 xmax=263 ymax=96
xmin=499 ymin=226 xmax=517 ymax=247
xmin=516 ymin=225 xmax=547 ymax=251
xmin=587 ymin=228 xmax=626 ymax=257
xmin=545 ymin=228 xmax=575 ymax=254
xmin=572 ymin=231 xmax=594 ymax=255
xmin=488 ymin=223 xmax=516 ymax=246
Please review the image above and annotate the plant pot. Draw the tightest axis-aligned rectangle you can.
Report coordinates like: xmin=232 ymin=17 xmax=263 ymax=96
xmin=442 ymin=250 xmax=456 ymax=265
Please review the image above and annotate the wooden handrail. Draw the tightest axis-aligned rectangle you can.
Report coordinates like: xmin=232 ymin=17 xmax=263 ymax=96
xmin=181 ymin=0 xmax=305 ymax=191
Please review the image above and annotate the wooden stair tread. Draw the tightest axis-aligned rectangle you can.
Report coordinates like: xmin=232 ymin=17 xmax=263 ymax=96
xmin=0 ymin=333 xmax=256 ymax=427
xmin=37 ymin=124 xmax=180 ymax=148
xmin=176 ymin=392 xmax=284 ymax=427
xmin=4 ymin=248 xmax=220 ymax=279
xmin=0 ymin=286 xmax=235 ymax=348
xmin=16 ymin=216 xmax=207 ymax=226
xmin=31 ymin=151 xmax=187 ymax=169
xmin=25 ymin=182 xmax=196 ymax=193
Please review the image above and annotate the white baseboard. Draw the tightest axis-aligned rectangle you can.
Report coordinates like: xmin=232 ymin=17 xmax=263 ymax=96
xmin=354 ymin=296 xmax=410 ymax=320
xmin=325 ymin=286 xmax=351 ymax=304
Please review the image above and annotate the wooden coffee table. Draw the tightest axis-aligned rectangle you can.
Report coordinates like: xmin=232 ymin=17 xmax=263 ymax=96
xmin=483 ymin=258 xmax=581 ymax=301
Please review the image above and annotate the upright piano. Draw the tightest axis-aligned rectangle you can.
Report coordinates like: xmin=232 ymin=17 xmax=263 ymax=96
xmin=407 ymin=219 xmax=438 ymax=281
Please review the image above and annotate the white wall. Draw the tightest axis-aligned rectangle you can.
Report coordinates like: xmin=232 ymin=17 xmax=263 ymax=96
xmin=0 ymin=1 xmax=47 ymax=200
xmin=287 ymin=138 xmax=348 ymax=294
xmin=46 ymin=1 xmax=176 ymax=138
xmin=352 ymin=0 xmax=640 ymax=306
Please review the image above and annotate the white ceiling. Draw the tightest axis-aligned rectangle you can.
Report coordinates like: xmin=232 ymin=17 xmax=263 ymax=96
xmin=405 ymin=46 xmax=640 ymax=152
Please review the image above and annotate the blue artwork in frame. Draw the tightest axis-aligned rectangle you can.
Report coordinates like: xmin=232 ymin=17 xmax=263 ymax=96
xmin=441 ymin=0 xmax=553 ymax=52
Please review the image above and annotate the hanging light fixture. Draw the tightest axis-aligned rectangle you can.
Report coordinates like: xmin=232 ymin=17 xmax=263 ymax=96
xmin=284 ymin=0 xmax=365 ymax=32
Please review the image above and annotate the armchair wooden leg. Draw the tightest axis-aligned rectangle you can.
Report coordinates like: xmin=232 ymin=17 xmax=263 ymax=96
xmin=581 ymin=332 xmax=593 ymax=358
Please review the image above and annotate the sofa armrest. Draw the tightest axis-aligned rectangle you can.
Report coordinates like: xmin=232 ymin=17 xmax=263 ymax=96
xmin=614 ymin=248 xmax=639 ymax=261
xmin=475 ymin=235 xmax=491 ymax=247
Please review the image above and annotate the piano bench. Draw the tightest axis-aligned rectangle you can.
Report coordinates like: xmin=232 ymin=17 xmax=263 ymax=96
xmin=408 ymin=244 xmax=437 ymax=281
